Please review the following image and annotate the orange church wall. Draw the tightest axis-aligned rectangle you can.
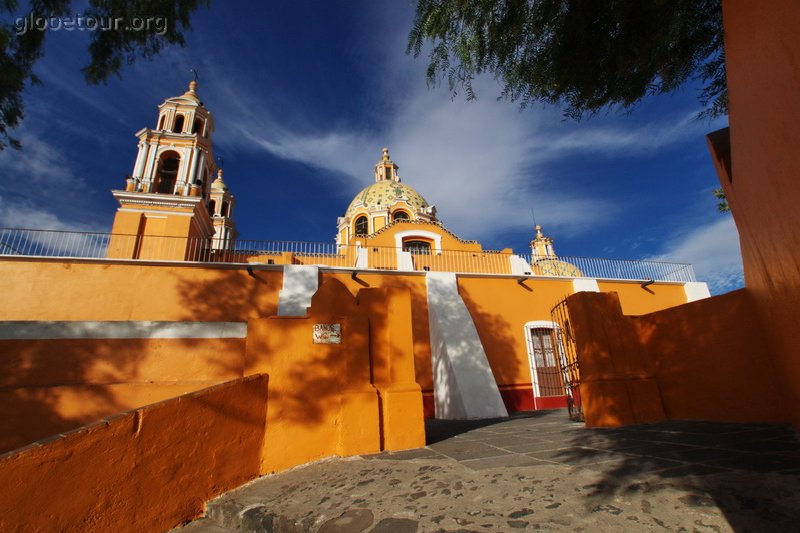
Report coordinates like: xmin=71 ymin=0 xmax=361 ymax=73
xmin=0 ymin=256 xmax=695 ymax=446
xmin=323 ymin=271 xmax=434 ymax=390
xmin=353 ymin=221 xmax=484 ymax=252
xmin=565 ymin=291 xmax=789 ymax=427
xmin=109 ymin=210 xmax=203 ymax=261
xmin=0 ymin=374 xmax=268 ymax=533
xmin=0 ymin=337 xmax=245 ymax=452
xmin=596 ymin=281 xmax=689 ymax=316
xmin=244 ymin=279 xmax=424 ymax=474
xmin=719 ymin=0 xmax=800 ymax=429
xmin=0 ymin=259 xmax=282 ymax=322
xmin=456 ymin=276 xmax=574 ymax=393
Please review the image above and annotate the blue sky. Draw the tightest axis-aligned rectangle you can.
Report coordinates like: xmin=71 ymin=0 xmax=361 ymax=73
xmin=0 ymin=1 xmax=743 ymax=293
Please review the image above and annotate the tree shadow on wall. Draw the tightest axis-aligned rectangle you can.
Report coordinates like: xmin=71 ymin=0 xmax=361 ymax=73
xmin=551 ymin=291 xmax=800 ymax=531
xmin=0 ymin=338 xmax=149 ymax=453
xmin=0 ymin=265 xmax=284 ymax=456
xmin=176 ymin=269 xmax=375 ymax=433
xmin=457 ymin=285 xmax=524 ymax=411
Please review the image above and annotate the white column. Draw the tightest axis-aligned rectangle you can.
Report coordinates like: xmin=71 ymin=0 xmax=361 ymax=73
xmin=132 ymin=143 xmax=147 ymax=178
xmin=186 ymin=147 xmax=200 ymax=187
xmin=195 ymin=151 xmax=206 ymax=186
xmin=142 ymin=143 xmax=159 ymax=192
xmin=175 ymin=147 xmax=192 ymax=193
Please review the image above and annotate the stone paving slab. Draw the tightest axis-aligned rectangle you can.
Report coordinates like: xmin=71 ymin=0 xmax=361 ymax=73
xmin=176 ymin=410 xmax=800 ymax=532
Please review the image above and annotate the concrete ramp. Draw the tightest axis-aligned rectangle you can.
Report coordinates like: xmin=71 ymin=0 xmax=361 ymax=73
xmin=425 ymin=272 xmax=508 ymax=419
xmin=277 ymin=265 xmax=319 ymax=316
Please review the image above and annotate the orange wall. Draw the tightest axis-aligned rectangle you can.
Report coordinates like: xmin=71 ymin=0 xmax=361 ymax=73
xmin=566 ymin=291 xmax=789 ymax=427
xmin=0 ymin=375 xmax=268 ymax=533
xmin=721 ymin=0 xmax=800 ymax=428
xmin=0 ymin=337 xmax=245 ymax=453
xmin=636 ymin=289 xmax=788 ymax=423
xmin=324 ymin=271 xmax=434 ymax=389
xmin=456 ymin=276 xmax=574 ymax=388
xmin=0 ymin=259 xmax=691 ymax=413
xmin=0 ymin=257 xmax=693 ymax=446
xmin=0 ymin=259 xmax=282 ymax=321
xmin=597 ymin=281 xmax=688 ymax=316
xmin=245 ymin=279 xmax=424 ymax=473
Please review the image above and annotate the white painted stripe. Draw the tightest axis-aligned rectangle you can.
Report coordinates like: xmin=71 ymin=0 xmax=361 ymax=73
xmin=277 ymin=265 xmax=319 ymax=317
xmin=683 ymin=282 xmax=711 ymax=302
xmin=426 ymin=272 xmax=508 ymax=420
xmin=572 ymin=278 xmax=600 ymax=292
xmin=0 ymin=321 xmax=247 ymax=340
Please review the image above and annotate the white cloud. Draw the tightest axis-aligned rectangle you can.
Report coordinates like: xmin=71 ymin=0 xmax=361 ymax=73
xmin=654 ymin=216 xmax=744 ymax=294
xmin=0 ymin=197 xmax=98 ymax=231
xmin=214 ymin=71 xmax=713 ymax=243
xmin=0 ymin=132 xmax=79 ymax=188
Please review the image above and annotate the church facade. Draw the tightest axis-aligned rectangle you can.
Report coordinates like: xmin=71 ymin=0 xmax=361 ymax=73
xmin=74 ymin=81 xmax=708 ymax=422
xmin=0 ymin=81 xmax=708 ymax=457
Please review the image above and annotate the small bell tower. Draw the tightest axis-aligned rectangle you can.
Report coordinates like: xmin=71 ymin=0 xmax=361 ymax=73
xmin=208 ymin=169 xmax=237 ymax=250
xmin=109 ymin=80 xmax=237 ymax=260
xmin=530 ymin=225 xmax=557 ymax=260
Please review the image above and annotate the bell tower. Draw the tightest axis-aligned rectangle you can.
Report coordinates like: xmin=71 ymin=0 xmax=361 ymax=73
xmin=108 ymin=80 xmax=237 ymax=261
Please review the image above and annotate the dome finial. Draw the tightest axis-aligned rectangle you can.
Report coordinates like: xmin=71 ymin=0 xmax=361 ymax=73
xmin=211 ymin=168 xmax=227 ymax=190
xmin=188 ymin=68 xmax=199 ymax=94
xmin=382 ymin=147 xmax=390 ymax=161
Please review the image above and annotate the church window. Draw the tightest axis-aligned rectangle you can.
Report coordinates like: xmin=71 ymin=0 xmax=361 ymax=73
xmin=155 ymin=153 xmax=180 ymax=194
xmin=354 ymin=216 xmax=368 ymax=236
xmin=385 ymin=166 xmax=393 ymax=180
xmin=392 ymin=211 xmax=410 ymax=222
xmin=403 ymin=239 xmax=431 ymax=255
xmin=208 ymin=200 xmax=216 ymax=216
xmin=174 ymin=114 xmax=185 ymax=133
xmin=222 ymin=201 xmax=230 ymax=217
xmin=158 ymin=115 xmax=166 ymax=130
xmin=192 ymin=118 xmax=204 ymax=136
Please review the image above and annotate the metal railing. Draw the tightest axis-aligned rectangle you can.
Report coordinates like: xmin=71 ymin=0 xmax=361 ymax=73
xmin=0 ymin=228 xmax=696 ymax=282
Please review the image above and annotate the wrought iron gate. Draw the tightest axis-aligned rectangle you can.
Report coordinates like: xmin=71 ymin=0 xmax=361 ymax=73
xmin=550 ymin=297 xmax=583 ymax=422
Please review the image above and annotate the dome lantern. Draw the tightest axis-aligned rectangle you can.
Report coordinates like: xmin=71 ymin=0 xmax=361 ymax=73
xmin=374 ymin=147 xmax=400 ymax=183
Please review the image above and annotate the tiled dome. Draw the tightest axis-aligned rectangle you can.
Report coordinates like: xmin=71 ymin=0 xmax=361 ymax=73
xmin=345 ymin=179 xmax=430 ymax=218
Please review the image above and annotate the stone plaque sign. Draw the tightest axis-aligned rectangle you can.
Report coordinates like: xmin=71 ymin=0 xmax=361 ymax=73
xmin=313 ymin=323 xmax=341 ymax=344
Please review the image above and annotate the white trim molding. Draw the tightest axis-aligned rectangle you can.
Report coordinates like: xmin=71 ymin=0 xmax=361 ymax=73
xmin=393 ymin=230 xmax=443 ymax=252
xmin=0 ymin=321 xmax=247 ymax=340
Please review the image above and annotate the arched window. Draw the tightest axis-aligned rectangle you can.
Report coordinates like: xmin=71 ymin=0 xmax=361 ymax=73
xmin=157 ymin=115 xmax=166 ymax=130
xmin=392 ymin=211 xmax=410 ymax=222
xmin=192 ymin=118 xmax=204 ymax=135
xmin=403 ymin=239 xmax=431 ymax=255
xmin=155 ymin=152 xmax=180 ymax=194
xmin=221 ymin=200 xmax=230 ymax=217
xmin=173 ymin=114 xmax=185 ymax=133
xmin=207 ymin=199 xmax=216 ymax=217
xmin=354 ymin=216 xmax=368 ymax=236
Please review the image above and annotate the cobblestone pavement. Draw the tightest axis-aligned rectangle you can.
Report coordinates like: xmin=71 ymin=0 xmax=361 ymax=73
xmin=178 ymin=410 xmax=800 ymax=532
